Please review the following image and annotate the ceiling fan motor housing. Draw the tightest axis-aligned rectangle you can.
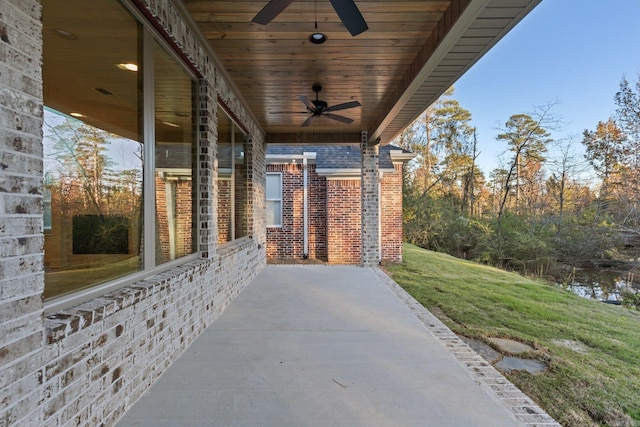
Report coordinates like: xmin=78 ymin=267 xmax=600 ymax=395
xmin=311 ymin=99 xmax=327 ymax=113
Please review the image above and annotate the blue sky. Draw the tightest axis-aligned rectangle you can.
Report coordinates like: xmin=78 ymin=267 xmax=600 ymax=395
xmin=453 ymin=0 xmax=640 ymax=175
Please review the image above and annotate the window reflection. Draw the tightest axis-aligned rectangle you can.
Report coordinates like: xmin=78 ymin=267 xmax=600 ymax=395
xmin=42 ymin=0 xmax=197 ymax=300
xmin=217 ymin=107 xmax=248 ymax=243
xmin=154 ymin=40 xmax=196 ymax=263
xmin=43 ymin=109 xmax=143 ymax=298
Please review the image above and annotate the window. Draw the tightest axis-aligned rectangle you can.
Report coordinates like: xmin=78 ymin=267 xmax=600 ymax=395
xmin=266 ymin=173 xmax=282 ymax=227
xmin=42 ymin=0 xmax=197 ymax=301
xmin=217 ymin=107 xmax=249 ymax=243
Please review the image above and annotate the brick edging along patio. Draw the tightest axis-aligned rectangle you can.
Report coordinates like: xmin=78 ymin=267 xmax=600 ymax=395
xmin=372 ymin=268 xmax=561 ymax=427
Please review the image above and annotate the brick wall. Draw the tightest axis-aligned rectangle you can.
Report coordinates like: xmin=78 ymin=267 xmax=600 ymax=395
xmin=266 ymin=156 xmax=405 ymax=266
xmin=0 ymin=0 xmax=267 ymax=426
xmin=265 ymin=163 xmax=327 ymax=262
xmin=308 ymin=165 xmax=328 ymax=259
xmin=155 ymin=177 xmax=194 ymax=261
xmin=175 ymin=180 xmax=193 ymax=257
xmin=381 ymin=163 xmax=404 ymax=263
xmin=217 ymin=179 xmax=231 ymax=244
xmin=326 ymin=179 xmax=362 ymax=264
xmin=0 ymin=1 xmax=47 ymax=425
xmin=360 ymin=134 xmax=380 ymax=266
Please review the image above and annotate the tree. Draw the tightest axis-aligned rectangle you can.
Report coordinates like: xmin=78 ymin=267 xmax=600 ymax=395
xmin=430 ymin=87 xmax=474 ymax=156
xmin=495 ymin=106 xmax=555 ymax=239
xmin=546 ymin=137 xmax=589 ymax=236
xmin=615 ymin=75 xmax=640 ymax=168
xmin=395 ymin=86 xmax=476 ymax=202
xmin=497 ymin=113 xmax=551 ymax=215
xmin=44 ymin=116 xmax=142 ymax=218
xmin=613 ymin=75 xmax=640 ymax=227
xmin=582 ymin=118 xmax=625 ymax=198
xmin=46 ymin=118 xmax=115 ymax=213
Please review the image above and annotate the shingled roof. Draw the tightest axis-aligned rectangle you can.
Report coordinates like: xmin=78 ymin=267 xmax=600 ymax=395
xmin=266 ymin=145 xmax=414 ymax=174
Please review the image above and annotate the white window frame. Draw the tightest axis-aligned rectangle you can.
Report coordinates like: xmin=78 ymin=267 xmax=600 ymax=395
xmin=266 ymin=172 xmax=283 ymax=228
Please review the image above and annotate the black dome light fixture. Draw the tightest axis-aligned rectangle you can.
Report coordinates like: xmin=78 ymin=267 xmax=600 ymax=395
xmin=308 ymin=0 xmax=327 ymax=44
xmin=309 ymin=32 xmax=327 ymax=44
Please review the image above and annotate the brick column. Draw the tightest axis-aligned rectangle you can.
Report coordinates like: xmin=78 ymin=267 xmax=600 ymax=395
xmin=0 ymin=0 xmax=47 ymax=424
xmin=198 ymin=78 xmax=216 ymax=259
xmin=360 ymin=131 xmax=380 ymax=266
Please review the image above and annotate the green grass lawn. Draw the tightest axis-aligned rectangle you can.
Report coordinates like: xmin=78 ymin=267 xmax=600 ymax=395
xmin=385 ymin=244 xmax=640 ymax=427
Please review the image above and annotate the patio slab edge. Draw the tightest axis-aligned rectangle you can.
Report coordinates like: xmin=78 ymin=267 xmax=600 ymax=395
xmin=372 ymin=267 xmax=561 ymax=427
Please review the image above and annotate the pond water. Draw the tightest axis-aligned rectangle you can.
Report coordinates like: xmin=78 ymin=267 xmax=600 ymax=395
xmin=562 ymin=268 xmax=639 ymax=302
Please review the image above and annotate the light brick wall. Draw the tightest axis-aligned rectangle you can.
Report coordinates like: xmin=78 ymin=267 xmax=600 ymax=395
xmin=0 ymin=1 xmax=47 ymax=425
xmin=360 ymin=132 xmax=380 ymax=266
xmin=247 ymin=134 xmax=267 ymax=250
xmin=0 ymin=1 xmax=267 ymax=426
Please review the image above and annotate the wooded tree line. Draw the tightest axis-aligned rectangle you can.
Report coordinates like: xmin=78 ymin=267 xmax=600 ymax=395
xmin=43 ymin=114 xmax=143 ymax=242
xmin=395 ymin=76 xmax=640 ymax=279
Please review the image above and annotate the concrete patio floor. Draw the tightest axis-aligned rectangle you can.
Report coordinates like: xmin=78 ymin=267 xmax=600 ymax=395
xmin=116 ymin=265 xmax=558 ymax=426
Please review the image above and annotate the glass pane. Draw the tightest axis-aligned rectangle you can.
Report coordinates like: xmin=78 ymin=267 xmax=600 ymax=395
xmin=154 ymin=40 xmax=197 ymax=263
xmin=234 ymin=128 xmax=248 ymax=239
xmin=266 ymin=201 xmax=281 ymax=227
xmin=217 ymin=108 xmax=232 ymax=243
xmin=266 ymin=174 xmax=281 ymax=200
xmin=42 ymin=0 xmax=143 ymax=299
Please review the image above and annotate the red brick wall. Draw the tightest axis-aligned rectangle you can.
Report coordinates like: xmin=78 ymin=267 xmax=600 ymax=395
xmin=326 ymin=179 xmax=362 ymax=264
xmin=175 ymin=180 xmax=193 ymax=257
xmin=381 ymin=164 xmax=403 ymax=263
xmin=309 ymin=166 xmax=328 ymax=259
xmin=266 ymin=161 xmax=405 ymax=265
xmin=266 ymin=164 xmax=327 ymax=261
xmin=156 ymin=177 xmax=193 ymax=262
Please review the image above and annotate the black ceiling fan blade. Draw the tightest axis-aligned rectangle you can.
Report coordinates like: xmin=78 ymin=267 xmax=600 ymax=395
xmin=252 ymin=0 xmax=294 ymax=25
xmin=325 ymin=100 xmax=361 ymax=112
xmin=301 ymin=114 xmax=315 ymax=127
xmin=329 ymin=0 xmax=368 ymax=36
xmin=270 ymin=111 xmax=308 ymax=114
xmin=324 ymin=113 xmax=354 ymax=124
xmin=297 ymin=95 xmax=316 ymax=111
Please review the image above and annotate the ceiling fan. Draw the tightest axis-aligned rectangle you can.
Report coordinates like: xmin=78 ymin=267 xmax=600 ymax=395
xmin=287 ymin=84 xmax=361 ymax=127
xmin=251 ymin=0 xmax=368 ymax=37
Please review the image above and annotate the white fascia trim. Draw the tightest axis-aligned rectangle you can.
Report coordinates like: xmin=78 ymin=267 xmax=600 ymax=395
xmin=317 ymin=168 xmax=360 ymax=178
xmin=266 ymin=152 xmax=317 ymax=164
xmin=370 ymin=0 xmax=492 ymax=142
xmin=389 ymin=150 xmax=418 ymax=163
xmin=157 ymin=168 xmax=193 ymax=179
xmin=317 ymin=168 xmax=395 ymax=178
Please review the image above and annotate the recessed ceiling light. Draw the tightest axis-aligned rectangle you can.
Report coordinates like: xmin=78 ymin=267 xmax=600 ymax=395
xmin=70 ymin=112 xmax=84 ymax=118
xmin=309 ymin=33 xmax=327 ymax=44
xmin=116 ymin=63 xmax=138 ymax=72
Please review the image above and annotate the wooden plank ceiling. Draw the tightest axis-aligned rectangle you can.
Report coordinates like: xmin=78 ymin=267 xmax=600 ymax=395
xmin=183 ymin=0 xmax=542 ymax=144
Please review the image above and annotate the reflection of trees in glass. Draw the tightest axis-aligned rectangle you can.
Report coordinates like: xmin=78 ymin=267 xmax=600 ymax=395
xmin=43 ymin=112 xmax=142 ymax=219
xmin=72 ymin=215 xmax=129 ymax=254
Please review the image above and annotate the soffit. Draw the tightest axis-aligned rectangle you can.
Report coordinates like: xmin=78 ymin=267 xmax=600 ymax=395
xmin=183 ymin=0 xmax=541 ymax=144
